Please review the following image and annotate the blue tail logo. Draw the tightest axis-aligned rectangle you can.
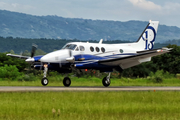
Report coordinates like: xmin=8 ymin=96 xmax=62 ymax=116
xmin=142 ymin=26 xmax=156 ymax=50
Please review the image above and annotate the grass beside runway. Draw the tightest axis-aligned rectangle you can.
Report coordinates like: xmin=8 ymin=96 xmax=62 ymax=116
xmin=0 ymin=91 xmax=180 ymax=120
xmin=0 ymin=76 xmax=180 ymax=86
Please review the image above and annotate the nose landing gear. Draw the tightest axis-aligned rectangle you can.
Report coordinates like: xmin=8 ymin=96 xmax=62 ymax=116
xmin=41 ymin=77 xmax=49 ymax=86
xmin=41 ymin=64 xmax=49 ymax=86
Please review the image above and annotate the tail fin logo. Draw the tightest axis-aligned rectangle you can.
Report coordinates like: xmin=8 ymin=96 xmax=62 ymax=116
xmin=142 ymin=26 xmax=156 ymax=50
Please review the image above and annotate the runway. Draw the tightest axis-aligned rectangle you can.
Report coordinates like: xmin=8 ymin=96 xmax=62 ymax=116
xmin=0 ymin=86 xmax=180 ymax=92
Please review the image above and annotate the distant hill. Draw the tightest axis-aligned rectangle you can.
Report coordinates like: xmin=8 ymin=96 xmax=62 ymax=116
xmin=0 ymin=10 xmax=180 ymax=43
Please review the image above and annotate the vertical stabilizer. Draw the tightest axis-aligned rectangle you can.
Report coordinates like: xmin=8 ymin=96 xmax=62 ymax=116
xmin=134 ymin=20 xmax=159 ymax=50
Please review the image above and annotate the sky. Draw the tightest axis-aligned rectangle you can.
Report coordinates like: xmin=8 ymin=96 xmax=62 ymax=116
xmin=0 ymin=0 xmax=180 ymax=27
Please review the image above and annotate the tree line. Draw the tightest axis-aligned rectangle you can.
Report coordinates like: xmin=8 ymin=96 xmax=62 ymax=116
xmin=0 ymin=36 xmax=168 ymax=54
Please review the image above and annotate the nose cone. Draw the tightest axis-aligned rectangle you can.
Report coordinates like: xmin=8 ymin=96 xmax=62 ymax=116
xmin=40 ymin=54 xmax=52 ymax=63
xmin=40 ymin=56 xmax=48 ymax=63
xmin=40 ymin=49 xmax=70 ymax=63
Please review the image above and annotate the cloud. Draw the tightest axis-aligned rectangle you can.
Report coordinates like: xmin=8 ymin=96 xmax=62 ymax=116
xmin=0 ymin=2 xmax=35 ymax=12
xmin=0 ymin=2 xmax=6 ymax=8
xmin=163 ymin=2 xmax=180 ymax=14
xmin=0 ymin=0 xmax=180 ymax=27
xmin=128 ymin=0 xmax=161 ymax=11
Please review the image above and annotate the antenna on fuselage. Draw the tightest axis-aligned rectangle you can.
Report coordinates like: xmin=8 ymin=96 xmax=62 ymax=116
xmin=99 ymin=39 xmax=103 ymax=44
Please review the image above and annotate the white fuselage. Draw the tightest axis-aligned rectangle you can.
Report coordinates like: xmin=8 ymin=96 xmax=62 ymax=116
xmin=40 ymin=42 xmax=140 ymax=64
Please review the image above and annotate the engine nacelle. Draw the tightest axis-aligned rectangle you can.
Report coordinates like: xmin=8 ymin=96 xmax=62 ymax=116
xmin=66 ymin=57 xmax=75 ymax=63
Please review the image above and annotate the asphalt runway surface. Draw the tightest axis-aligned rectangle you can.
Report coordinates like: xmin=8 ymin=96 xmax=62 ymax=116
xmin=0 ymin=86 xmax=180 ymax=92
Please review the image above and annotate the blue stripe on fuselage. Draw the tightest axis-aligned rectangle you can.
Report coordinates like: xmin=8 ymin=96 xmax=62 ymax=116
xmin=74 ymin=53 xmax=137 ymax=61
xmin=74 ymin=54 xmax=107 ymax=61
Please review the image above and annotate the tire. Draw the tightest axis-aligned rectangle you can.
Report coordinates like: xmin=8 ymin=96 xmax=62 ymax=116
xmin=63 ymin=77 xmax=71 ymax=87
xmin=102 ymin=77 xmax=110 ymax=87
xmin=41 ymin=78 xmax=49 ymax=86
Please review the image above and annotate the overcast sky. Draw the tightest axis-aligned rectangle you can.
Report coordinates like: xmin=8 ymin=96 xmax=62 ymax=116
xmin=0 ymin=0 xmax=180 ymax=27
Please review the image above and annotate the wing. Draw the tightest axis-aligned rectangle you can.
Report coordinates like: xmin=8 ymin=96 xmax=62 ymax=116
xmin=98 ymin=48 xmax=172 ymax=69
xmin=6 ymin=54 xmax=30 ymax=59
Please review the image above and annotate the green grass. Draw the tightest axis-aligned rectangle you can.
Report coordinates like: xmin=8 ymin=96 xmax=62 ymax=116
xmin=0 ymin=76 xmax=180 ymax=87
xmin=0 ymin=91 xmax=180 ymax=120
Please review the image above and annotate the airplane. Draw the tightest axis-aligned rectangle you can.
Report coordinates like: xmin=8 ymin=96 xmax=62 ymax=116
xmin=7 ymin=20 xmax=172 ymax=87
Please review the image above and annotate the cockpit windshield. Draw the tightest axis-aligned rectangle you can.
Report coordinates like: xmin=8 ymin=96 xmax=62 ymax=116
xmin=62 ymin=44 xmax=77 ymax=50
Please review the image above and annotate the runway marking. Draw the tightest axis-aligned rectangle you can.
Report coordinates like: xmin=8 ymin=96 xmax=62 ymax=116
xmin=0 ymin=86 xmax=180 ymax=92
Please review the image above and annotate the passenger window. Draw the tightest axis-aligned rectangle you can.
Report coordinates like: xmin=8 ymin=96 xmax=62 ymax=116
xmin=120 ymin=49 xmax=123 ymax=53
xmin=101 ymin=47 xmax=105 ymax=53
xmin=80 ymin=46 xmax=85 ymax=51
xmin=96 ymin=47 xmax=100 ymax=52
xmin=90 ymin=46 xmax=94 ymax=52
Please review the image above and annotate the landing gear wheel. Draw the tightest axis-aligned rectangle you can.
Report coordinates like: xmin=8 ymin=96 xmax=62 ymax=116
xmin=41 ymin=78 xmax=49 ymax=86
xmin=102 ymin=77 xmax=110 ymax=87
xmin=63 ymin=77 xmax=71 ymax=87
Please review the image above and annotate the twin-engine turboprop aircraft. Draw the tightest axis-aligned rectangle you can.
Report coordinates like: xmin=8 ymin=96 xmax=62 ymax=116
xmin=7 ymin=20 xmax=171 ymax=87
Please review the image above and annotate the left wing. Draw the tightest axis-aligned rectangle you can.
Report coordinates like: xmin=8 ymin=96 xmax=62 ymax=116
xmin=6 ymin=54 xmax=30 ymax=59
xmin=98 ymin=48 xmax=172 ymax=69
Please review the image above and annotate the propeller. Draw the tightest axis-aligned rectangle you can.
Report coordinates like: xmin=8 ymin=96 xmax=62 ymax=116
xmin=69 ymin=49 xmax=72 ymax=57
xmin=31 ymin=43 xmax=38 ymax=58
xmin=25 ymin=43 xmax=38 ymax=63
xmin=23 ymin=44 xmax=38 ymax=74
xmin=66 ymin=49 xmax=75 ymax=63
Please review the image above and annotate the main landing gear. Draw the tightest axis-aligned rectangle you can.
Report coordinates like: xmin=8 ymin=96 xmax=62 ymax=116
xmin=63 ymin=77 xmax=71 ymax=87
xmin=41 ymin=76 xmax=71 ymax=87
xmin=102 ymin=73 xmax=111 ymax=87
xmin=41 ymin=76 xmax=72 ymax=87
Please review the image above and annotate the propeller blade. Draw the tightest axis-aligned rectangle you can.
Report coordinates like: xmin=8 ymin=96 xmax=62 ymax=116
xmin=66 ymin=50 xmax=75 ymax=63
xmin=69 ymin=50 xmax=72 ymax=57
xmin=40 ymin=62 xmax=43 ymax=70
xmin=31 ymin=43 xmax=38 ymax=58
xmin=59 ymin=59 xmax=62 ymax=68
xmin=59 ymin=63 xmax=62 ymax=68
xmin=20 ymin=51 xmax=23 ymax=56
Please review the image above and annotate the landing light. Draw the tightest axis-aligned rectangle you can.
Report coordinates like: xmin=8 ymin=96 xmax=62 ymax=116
xmin=157 ymin=50 xmax=163 ymax=52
